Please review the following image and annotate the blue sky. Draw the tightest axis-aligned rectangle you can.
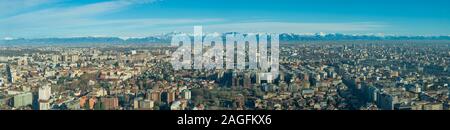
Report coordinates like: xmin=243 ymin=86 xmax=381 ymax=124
xmin=1 ymin=0 xmax=450 ymax=38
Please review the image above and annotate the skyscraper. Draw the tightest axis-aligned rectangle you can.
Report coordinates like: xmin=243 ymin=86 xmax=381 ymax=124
xmin=39 ymin=85 xmax=51 ymax=101
xmin=38 ymin=85 xmax=52 ymax=110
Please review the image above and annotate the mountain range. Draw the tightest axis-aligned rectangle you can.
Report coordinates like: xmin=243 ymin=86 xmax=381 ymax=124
xmin=1 ymin=33 xmax=450 ymax=45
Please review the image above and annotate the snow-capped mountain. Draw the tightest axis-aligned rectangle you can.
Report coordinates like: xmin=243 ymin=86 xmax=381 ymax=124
xmin=1 ymin=33 xmax=450 ymax=45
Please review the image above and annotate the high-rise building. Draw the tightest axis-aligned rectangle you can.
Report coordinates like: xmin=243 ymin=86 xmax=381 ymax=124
xmin=39 ymin=101 xmax=50 ymax=110
xmin=61 ymin=55 xmax=67 ymax=62
xmin=138 ymin=100 xmax=154 ymax=110
xmin=167 ymin=90 xmax=176 ymax=104
xmin=232 ymin=71 xmax=239 ymax=87
xmin=256 ymin=73 xmax=261 ymax=84
xmin=258 ymin=73 xmax=273 ymax=84
xmin=39 ymin=85 xmax=51 ymax=101
xmin=244 ymin=72 xmax=251 ymax=88
xmin=133 ymin=98 xmax=140 ymax=109
xmin=101 ymin=97 xmax=119 ymax=110
xmin=71 ymin=55 xmax=79 ymax=62
xmin=51 ymin=55 xmax=59 ymax=62
xmin=366 ymin=85 xmax=379 ymax=103
xmin=376 ymin=92 xmax=398 ymax=110
xmin=6 ymin=65 xmax=14 ymax=84
xmin=181 ymin=89 xmax=191 ymax=100
xmin=423 ymin=103 xmax=443 ymax=110
xmin=38 ymin=85 xmax=52 ymax=110
xmin=89 ymin=97 xmax=96 ymax=110
xmin=80 ymin=96 xmax=87 ymax=108
xmin=12 ymin=92 xmax=33 ymax=108
xmin=149 ymin=89 xmax=161 ymax=102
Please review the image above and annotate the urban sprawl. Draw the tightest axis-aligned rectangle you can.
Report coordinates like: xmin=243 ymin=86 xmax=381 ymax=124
xmin=0 ymin=37 xmax=449 ymax=110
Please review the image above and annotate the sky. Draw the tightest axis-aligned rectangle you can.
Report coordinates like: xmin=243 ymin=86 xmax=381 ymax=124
xmin=1 ymin=0 xmax=450 ymax=38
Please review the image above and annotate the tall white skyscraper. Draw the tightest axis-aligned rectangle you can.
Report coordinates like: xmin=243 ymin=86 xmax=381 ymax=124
xmin=39 ymin=85 xmax=52 ymax=110
xmin=39 ymin=85 xmax=51 ymax=101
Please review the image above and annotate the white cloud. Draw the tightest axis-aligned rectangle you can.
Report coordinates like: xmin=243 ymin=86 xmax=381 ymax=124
xmin=1 ymin=0 xmax=200 ymax=37
xmin=3 ymin=0 xmax=155 ymax=21
xmin=0 ymin=0 xmax=387 ymax=38
xmin=0 ymin=0 xmax=54 ymax=17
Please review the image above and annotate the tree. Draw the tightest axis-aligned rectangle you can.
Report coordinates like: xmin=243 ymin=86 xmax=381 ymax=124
xmin=242 ymin=89 xmax=250 ymax=96
xmin=191 ymin=88 xmax=204 ymax=98
xmin=154 ymin=100 xmax=161 ymax=106
xmin=194 ymin=96 xmax=204 ymax=104
xmin=100 ymin=81 xmax=111 ymax=91
xmin=94 ymin=102 xmax=103 ymax=110
xmin=253 ymin=88 xmax=264 ymax=98
xmin=57 ymin=76 xmax=66 ymax=85
xmin=83 ymin=102 xmax=90 ymax=110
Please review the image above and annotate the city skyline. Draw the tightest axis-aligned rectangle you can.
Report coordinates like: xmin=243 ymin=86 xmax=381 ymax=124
xmin=1 ymin=0 xmax=450 ymax=38
xmin=1 ymin=1 xmax=450 ymax=129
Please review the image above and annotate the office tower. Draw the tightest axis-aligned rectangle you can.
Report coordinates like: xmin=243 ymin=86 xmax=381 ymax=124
xmin=38 ymin=85 xmax=52 ymax=110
